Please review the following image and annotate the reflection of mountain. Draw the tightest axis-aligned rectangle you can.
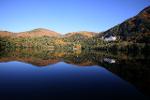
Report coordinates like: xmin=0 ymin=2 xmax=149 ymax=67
xmin=0 ymin=50 xmax=60 ymax=66
xmin=0 ymin=49 xmax=149 ymax=66
xmin=0 ymin=57 xmax=60 ymax=67
xmin=0 ymin=49 xmax=96 ymax=66
xmin=102 ymin=59 xmax=150 ymax=98
xmin=0 ymin=49 xmax=150 ymax=97
xmin=91 ymin=52 xmax=150 ymax=98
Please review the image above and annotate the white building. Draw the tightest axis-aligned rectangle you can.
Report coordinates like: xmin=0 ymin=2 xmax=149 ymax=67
xmin=103 ymin=58 xmax=116 ymax=64
xmin=103 ymin=36 xmax=117 ymax=42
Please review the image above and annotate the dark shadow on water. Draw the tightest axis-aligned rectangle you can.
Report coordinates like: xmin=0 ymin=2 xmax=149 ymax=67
xmin=0 ymin=49 xmax=150 ymax=100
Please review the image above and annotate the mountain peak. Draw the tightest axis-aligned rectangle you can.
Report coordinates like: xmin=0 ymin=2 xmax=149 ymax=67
xmin=16 ymin=28 xmax=60 ymax=38
xmin=65 ymin=31 xmax=96 ymax=38
xmin=100 ymin=6 xmax=150 ymax=43
xmin=31 ymin=28 xmax=52 ymax=31
xmin=139 ymin=6 xmax=150 ymax=15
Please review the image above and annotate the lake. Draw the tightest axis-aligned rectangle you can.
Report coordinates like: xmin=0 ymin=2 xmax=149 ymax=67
xmin=0 ymin=49 xmax=149 ymax=100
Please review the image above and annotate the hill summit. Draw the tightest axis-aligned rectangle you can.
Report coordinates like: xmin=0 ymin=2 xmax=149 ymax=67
xmin=16 ymin=28 xmax=60 ymax=38
xmin=101 ymin=6 xmax=150 ymax=43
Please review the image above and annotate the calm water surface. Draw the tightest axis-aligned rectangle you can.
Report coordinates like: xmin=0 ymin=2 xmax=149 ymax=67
xmin=0 ymin=49 xmax=149 ymax=100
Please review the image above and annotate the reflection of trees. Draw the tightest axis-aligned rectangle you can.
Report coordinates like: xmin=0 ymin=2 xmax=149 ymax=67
xmin=89 ymin=51 xmax=150 ymax=97
xmin=104 ymin=59 xmax=150 ymax=97
xmin=0 ymin=49 xmax=150 ymax=97
xmin=0 ymin=49 xmax=149 ymax=67
xmin=0 ymin=49 xmax=95 ymax=66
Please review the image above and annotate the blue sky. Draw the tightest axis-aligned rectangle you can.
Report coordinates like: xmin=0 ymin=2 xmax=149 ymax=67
xmin=0 ymin=0 xmax=149 ymax=34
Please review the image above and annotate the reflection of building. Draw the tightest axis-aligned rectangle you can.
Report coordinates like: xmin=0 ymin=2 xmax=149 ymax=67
xmin=74 ymin=49 xmax=81 ymax=55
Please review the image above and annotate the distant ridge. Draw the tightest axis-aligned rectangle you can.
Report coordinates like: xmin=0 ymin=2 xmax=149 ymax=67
xmin=16 ymin=28 xmax=60 ymax=38
xmin=0 ymin=29 xmax=96 ymax=38
xmin=0 ymin=6 xmax=150 ymax=42
xmin=0 ymin=31 xmax=14 ymax=37
xmin=64 ymin=31 xmax=96 ymax=38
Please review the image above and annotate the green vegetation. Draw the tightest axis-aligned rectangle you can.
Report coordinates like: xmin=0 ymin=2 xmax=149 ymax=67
xmin=0 ymin=36 xmax=83 ymax=51
xmin=0 ymin=6 xmax=150 ymax=52
xmin=0 ymin=45 xmax=150 ymax=97
xmin=0 ymin=35 xmax=150 ymax=53
xmin=0 ymin=37 xmax=15 ymax=50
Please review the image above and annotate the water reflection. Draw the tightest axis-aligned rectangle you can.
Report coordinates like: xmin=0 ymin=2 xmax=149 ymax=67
xmin=0 ymin=49 xmax=150 ymax=100
xmin=103 ymin=58 xmax=116 ymax=63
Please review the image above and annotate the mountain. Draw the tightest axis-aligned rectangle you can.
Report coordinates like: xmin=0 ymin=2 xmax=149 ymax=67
xmin=0 ymin=29 xmax=96 ymax=39
xmin=1 ymin=6 xmax=150 ymax=47
xmin=0 ymin=31 xmax=14 ymax=37
xmin=100 ymin=6 xmax=150 ymax=43
xmin=16 ymin=28 xmax=60 ymax=38
xmin=0 ymin=28 xmax=60 ymax=38
xmin=65 ymin=31 xmax=96 ymax=38
xmin=64 ymin=31 xmax=96 ymax=42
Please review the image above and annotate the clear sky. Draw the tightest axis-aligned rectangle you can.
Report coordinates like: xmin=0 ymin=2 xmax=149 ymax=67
xmin=0 ymin=0 xmax=149 ymax=34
